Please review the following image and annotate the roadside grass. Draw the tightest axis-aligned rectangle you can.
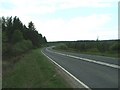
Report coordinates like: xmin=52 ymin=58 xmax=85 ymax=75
xmin=54 ymin=47 xmax=119 ymax=58
xmin=0 ymin=60 xmax=2 ymax=89
xmin=2 ymin=48 xmax=70 ymax=88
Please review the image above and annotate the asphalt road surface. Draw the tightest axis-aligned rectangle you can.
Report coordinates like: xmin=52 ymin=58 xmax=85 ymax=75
xmin=42 ymin=47 xmax=119 ymax=88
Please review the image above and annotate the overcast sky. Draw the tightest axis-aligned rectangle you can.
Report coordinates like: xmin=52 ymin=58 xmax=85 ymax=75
xmin=0 ymin=0 xmax=119 ymax=41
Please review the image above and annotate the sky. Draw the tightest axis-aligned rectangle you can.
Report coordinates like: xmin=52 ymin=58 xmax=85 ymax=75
xmin=0 ymin=0 xmax=119 ymax=41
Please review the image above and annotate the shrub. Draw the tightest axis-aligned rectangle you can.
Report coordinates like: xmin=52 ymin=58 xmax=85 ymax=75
xmin=96 ymin=42 xmax=110 ymax=53
xmin=109 ymin=42 xmax=119 ymax=52
xmin=11 ymin=40 xmax=33 ymax=55
xmin=55 ymin=43 xmax=68 ymax=50
xmin=11 ymin=30 xmax=24 ymax=44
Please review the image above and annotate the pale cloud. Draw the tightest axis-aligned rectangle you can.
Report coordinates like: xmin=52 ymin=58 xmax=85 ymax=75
xmin=59 ymin=0 xmax=113 ymax=9
xmin=67 ymin=14 xmax=111 ymax=31
xmin=0 ymin=0 xmax=56 ymax=16
xmin=0 ymin=0 xmax=118 ymax=41
xmin=34 ymin=14 xmax=116 ymax=41
xmin=0 ymin=0 xmax=118 ymax=17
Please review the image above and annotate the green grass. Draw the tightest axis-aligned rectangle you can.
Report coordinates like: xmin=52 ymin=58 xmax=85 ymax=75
xmin=79 ymin=51 xmax=118 ymax=58
xmin=54 ymin=47 xmax=119 ymax=58
xmin=0 ymin=60 xmax=1 ymax=89
xmin=3 ymin=48 xmax=70 ymax=88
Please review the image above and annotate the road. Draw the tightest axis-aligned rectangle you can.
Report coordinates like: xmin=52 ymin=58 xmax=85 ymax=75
xmin=42 ymin=47 xmax=119 ymax=88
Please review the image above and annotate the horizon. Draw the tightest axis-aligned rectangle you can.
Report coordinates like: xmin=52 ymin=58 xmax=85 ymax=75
xmin=47 ymin=39 xmax=119 ymax=43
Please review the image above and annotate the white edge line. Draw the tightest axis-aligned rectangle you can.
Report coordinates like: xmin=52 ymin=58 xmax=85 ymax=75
xmin=68 ymin=55 xmax=120 ymax=69
xmin=41 ymin=50 xmax=91 ymax=89
xmin=46 ymin=48 xmax=120 ymax=69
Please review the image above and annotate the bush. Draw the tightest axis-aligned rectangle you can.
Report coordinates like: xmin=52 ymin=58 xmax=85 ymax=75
xmin=2 ymin=43 xmax=12 ymax=58
xmin=96 ymin=42 xmax=110 ymax=53
xmin=109 ymin=42 xmax=119 ymax=52
xmin=2 ymin=43 xmax=9 ymax=54
xmin=55 ymin=43 xmax=68 ymax=50
xmin=11 ymin=40 xmax=33 ymax=55
xmin=11 ymin=30 xmax=24 ymax=44
xmin=78 ymin=43 xmax=87 ymax=51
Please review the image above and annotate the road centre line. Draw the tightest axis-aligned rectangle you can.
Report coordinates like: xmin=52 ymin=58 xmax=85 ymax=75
xmin=46 ymin=48 xmax=120 ymax=69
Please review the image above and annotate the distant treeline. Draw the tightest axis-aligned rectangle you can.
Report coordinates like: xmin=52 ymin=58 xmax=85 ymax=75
xmin=53 ymin=40 xmax=119 ymax=57
xmin=2 ymin=16 xmax=47 ymax=59
xmin=66 ymin=40 xmax=119 ymax=52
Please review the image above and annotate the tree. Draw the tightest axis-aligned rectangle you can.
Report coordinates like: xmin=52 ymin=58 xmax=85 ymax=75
xmin=11 ymin=30 xmax=23 ymax=44
xmin=2 ymin=16 xmax=6 ymax=31
xmin=2 ymin=16 xmax=47 ymax=58
xmin=13 ymin=16 xmax=23 ymax=31
xmin=42 ymin=36 xmax=47 ymax=43
xmin=6 ymin=17 xmax=13 ymax=43
xmin=28 ymin=21 xmax=36 ymax=31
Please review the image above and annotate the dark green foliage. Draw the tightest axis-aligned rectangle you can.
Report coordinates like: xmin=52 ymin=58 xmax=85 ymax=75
xmin=58 ymin=40 xmax=119 ymax=55
xmin=109 ymin=42 xmax=119 ymax=51
xmin=55 ymin=43 xmax=68 ymax=50
xmin=43 ymin=36 xmax=47 ymax=43
xmin=11 ymin=40 xmax=33 ymax=55
xmin=2 ymin=32 xmax=8 ymax=42
xmin=12 ymin=16 xmax=23 ymax=32
xmin=2 ymin=17 xmax=6 ymax=31
xmin=97 ymin=41 xmax=110 ymax=53
xmin=23 ymin=22 xmax=47 ymax=47
xmin=2 ymin=32 xmax=8 ymax=55
xmin=11 ymin=30 xmax=23 ymax=44
xmin=66 ymin=41 xmax=97 ymax=52
xmin=2 ymin=16 xmax=47 ymax=58
xmin=77 ymin=43 xmax=87 ymax=51
xmin=28 ymin=21 xmax=35 ymax=31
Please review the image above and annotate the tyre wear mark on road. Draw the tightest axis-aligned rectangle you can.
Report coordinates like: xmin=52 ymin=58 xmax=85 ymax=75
xmin=41 ymin=50 xmax=91 ymax=89
xmin=46 ymin=48 xmax=120 ymax=69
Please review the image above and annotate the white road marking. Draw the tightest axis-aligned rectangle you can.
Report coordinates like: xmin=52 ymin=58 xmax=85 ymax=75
xmin=41 ymin=50 xmax=91 ymax=89
xmin=46 ymin=48 xmax=120 ymax=69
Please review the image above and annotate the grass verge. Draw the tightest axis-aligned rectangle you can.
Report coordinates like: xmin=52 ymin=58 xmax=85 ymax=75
xmin=54 ymin=48 xmax=118 ymax=58
xmin=2 ymin=48 xmax=70 ymax=88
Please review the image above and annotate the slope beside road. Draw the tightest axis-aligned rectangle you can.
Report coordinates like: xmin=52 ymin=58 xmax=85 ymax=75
xmin=42 ymin=47 xmax=119 ymax=89
xmin=3 ymin=48 xmax=71 ymax=88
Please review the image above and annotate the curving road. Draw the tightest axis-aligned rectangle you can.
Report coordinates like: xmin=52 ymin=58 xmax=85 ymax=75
xmin=42 ymin=47 xmax=119 ymax=89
